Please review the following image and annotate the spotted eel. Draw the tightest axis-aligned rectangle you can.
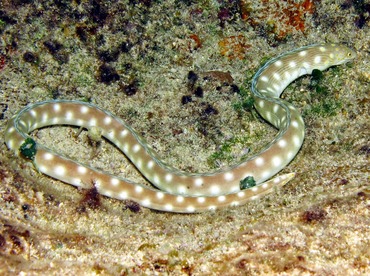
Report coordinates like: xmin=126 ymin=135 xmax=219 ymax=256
xmin=4 ymin=43 xmax=356 ymax=213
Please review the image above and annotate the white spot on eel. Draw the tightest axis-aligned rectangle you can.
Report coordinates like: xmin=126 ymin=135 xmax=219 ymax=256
xmin=4 ymin=43 xmax=356 ymax=213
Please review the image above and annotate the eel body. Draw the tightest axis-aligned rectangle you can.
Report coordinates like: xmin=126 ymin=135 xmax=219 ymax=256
xmin=4 ymin=43 xmax=356 ymax=213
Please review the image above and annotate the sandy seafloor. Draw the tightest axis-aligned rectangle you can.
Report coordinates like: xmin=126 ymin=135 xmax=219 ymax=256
xmin=0 ymin=0 xmax=369 ymax=275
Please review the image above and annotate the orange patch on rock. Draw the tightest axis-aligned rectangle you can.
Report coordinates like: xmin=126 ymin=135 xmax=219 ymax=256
xmin=189 ymin=34 xmax=202 ymax=51
xmin=240 ymin=0 xmax=315 ymax=41
xmin=218 ymin=35 xmax=251 ymax=60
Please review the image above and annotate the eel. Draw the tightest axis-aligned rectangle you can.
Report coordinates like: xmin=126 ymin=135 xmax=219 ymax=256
xmin=4 ymin=43 xmax=356 ymax=213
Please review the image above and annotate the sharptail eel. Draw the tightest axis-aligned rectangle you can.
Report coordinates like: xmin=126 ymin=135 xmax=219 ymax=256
xmin=4 ymin=43 xmax=356 ymax=213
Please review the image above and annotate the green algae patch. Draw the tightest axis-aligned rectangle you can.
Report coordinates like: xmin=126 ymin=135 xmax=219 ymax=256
xmin=20 ymin=137 xmax=37 ymax=160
